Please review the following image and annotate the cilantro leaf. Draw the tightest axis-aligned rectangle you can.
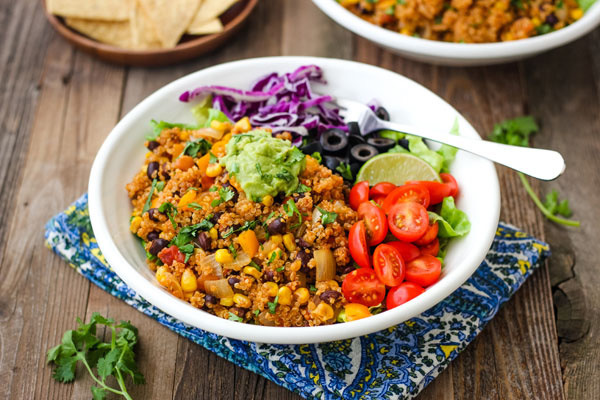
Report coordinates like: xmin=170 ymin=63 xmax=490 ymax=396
xmin=311 ymin=152 xmax=322 ymax=164
xmin=335 ymin=162 xmax=353 ymax=180
xmin=543 ymin=189 xmax=573 ymax=217
xmin=141 ymin=179 xmax=157 ymax=215
xmin=156 ymin=181 xmax=165 ymax=192
xmin=181 ymin=138 xmax=211 ymax=158
xmin=295 ymin=183 xmax=311 ymax=193
xmin=283 ymin=199 xmax=303 ymax=228
xmin=158 ymin=202 xmax=177 ymax=229
xmin=316 ymin=207 xmax=338 ymax=225
xmin=228 ymin=312 xmax=244 ymax=322
xmin=211 ymin=187 xmax=235 ymax=207
xmin=267 ymin=295 xmax=279 ymax=314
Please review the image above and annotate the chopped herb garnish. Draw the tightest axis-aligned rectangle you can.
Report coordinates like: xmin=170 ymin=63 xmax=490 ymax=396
xmin=142 ymin=178 xmax=157 ymax=214
xmin=156 ymin=181 xmax=166 ymax=192
xmin=268 ymin=251 xmax=278 ymax=264
xmin=317 ymin=207 xmax=338 ymax=225
xmin=283 ymin=199 xmax=303 ymax=228
xmin=228 ymin=244 xmax=238 ymax=259
xmin=311 ymin=152 xmax=322 ymax=164
xmin=211 ymin=187 xmax=235 ymax=207
xmin=336 ymin=162 xmax=353 ymax=180
xmin=169 ymin=217 xmax=214 ymax=257
xmin=267 ymin=294 xmax=279 ymax=314
xmin=491 ymin=116 xmax=580 ymax=227
xmin=209 ymin=186 xmax=218 ymax=192
xmin=253 ymin=309 xmax=260 ymax=316
xmin=158 ymin=202 xmax=177 ymax=229
xmin=536 ymin=24 xmax=553 ymax=35
xmin=222 ymin=220 xmax=257 ymax=238
xmin=228 ymin=312 xmax=243 ymax=322
xmin=285 ymin=147 xmax=306 ymax=165
xmin=249 ymin=261 xmax=262 ymax=271
xmin=188 ymin=202 xmax=203 ymax=210
xmin=181 ymin=138 xmax=211 ymax=158
xmin=276 ymin=266 xmax=285 ymax=272
xmin=276 ymin=168 xmax=294 ymax=182
xmin=255 ymin=163 xmax=273 ymax=184
xmin=543 ymin=189 xmax=573 ymax=218
xmin=209 ymin=152 xmax=218 ymax=164
xmin=385 ymin=5 xmax=395 ymax=15
xmin=309 ymin=285 xmax=317 ymax=293
xmin=295 ymin=183 xmax=311 ymax=193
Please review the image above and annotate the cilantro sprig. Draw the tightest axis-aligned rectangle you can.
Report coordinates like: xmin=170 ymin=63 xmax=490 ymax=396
xmin=336 ymin=162 xmax=353 ymax=181
xmin=316 ymin=207 xmax=338 ymax=225
xmin=283 ymin=199 xmax=303 ymax=228
xmin=158 ymin=202 xmax=178 ymax=229
xmin=142 ymin=179 xmax=157 ymax=215
xmin=211 ymin=187 xmax=235 ymax=207
xmin=46 ymin=313 xmax=144 ymax=400
xmin=491 ymin=116 xmax=580 ymax=227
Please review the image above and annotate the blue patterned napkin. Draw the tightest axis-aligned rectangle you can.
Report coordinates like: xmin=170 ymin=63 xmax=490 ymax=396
xmin=45 ymin=194 xmax=550 ymax=399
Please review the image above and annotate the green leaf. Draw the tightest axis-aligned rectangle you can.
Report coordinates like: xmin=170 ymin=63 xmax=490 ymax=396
xmin=181 ymin=138 xmax=211 ymax=158
xmin=47 ymin=344 xmax=61 ymax=363
xmin=316 ymin=207 xmax=337 ymax=225
xmin=578 ymin=0 xmax=595 ymax=11
xmin=147 ymin=120 xmax=198 ymax=141
xmin=228 ymin=312 xmax=243 ymax=322
xmin=283 ymin=199 xmax=303 ymax=228
xmin=96 ymin=348 xmax=120 ymax=380
xmin=142 ymin=179 xmax=157 ymax=215
xmin=268 ymin=295 xmax=279 ymax=314
xmin=428 ymin=197 xmax=471 ymax=238
xmin=91 ymin=386 xmax=107 ymax=400
xmin=543 ymin=189 xmax=573 ymax=217
xmin=490 ymin=116 xmax=539 ymax=147
xmin=294 ymin=183 xmax=311 ymax=193
xmin=52 ymin=357 xmax=77 ymax=383
xmin=335 ymin=162 xmax=353 ymax=180
xmin=311 ymin=152 xmax=322 ymax=164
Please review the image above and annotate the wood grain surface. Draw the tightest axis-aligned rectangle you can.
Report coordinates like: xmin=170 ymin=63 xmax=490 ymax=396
xmin=0 ymin=0 xmax=597 ymax=399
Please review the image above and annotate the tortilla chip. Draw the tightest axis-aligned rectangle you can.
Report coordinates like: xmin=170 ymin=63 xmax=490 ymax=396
xmin=137 ymin=0 xmax=202 ymax=48
xmin=188 ymin=0 xmax=237 ymax=29
xmin=186 ymin=18 xmax=223 ymax=35
xmin=48 ymin=0 xmax=132 ymax=21
xmin=131 ymin=3 xmax=163 ymax=50
xmin=65 ymin=17 xmax=133 ymax=48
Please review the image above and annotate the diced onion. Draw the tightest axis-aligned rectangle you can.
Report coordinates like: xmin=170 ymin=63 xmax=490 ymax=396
xmin=312 ymin=208 xmax=322 ymax=224
xmin=258 ymin=311 xmax=277 ymax=326
xmin=204 ymin=279 xmax=234 ymax=298
xmin=199 ymin=254 xmax=223 ymax=277
xmin=314 ymin=249 xmax=336 ymax=281
xmin=201 ymin=251 xmax=251 ymax=272
xmin=193 ymin=127 xmax=223 ymax=140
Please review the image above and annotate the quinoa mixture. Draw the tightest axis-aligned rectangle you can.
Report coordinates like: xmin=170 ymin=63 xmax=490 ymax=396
xmin=126 ymin=118 xmax=358 ymax=326
xmin=340 ymin=0 xmax=585 ymax=43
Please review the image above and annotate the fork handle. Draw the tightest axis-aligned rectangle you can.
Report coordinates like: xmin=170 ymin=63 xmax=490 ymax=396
xmin=377 ymin=121 xmax=565 ymax=181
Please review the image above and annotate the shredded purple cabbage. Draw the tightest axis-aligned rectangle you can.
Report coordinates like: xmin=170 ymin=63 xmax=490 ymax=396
xmin=179 ymin=65 xmax=347 ymax=140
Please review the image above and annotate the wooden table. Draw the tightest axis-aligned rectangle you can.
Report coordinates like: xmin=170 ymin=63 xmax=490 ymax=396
xmin=1 ymin=1 xmax=598 ymax=398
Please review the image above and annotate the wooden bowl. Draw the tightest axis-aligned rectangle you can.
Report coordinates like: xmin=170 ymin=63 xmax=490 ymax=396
xmin=42 ymin=0 xmax=258 ymax=67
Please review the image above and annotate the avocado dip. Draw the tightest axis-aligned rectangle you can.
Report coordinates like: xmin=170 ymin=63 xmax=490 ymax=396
xmin=220 ymin=130 xmax=306 ymax=201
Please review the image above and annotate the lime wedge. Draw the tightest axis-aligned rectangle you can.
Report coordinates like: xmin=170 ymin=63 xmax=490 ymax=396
xmin=356 ymin=153 xmax=440 ymax=185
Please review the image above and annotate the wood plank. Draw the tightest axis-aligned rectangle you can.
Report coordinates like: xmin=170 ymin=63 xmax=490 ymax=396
xmin=523 ymin=33 xmax=600 ymax=400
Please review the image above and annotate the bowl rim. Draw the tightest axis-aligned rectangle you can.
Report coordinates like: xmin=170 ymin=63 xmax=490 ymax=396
xmin=311 ymin=0 xmax=600 ymax=61
xmin=88 ymin=56 xmax=500 ymax=344
xmin=41 ymin=0 xmax=258 ymax=56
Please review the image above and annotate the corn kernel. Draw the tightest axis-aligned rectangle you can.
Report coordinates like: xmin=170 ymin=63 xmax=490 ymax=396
xmin=531 ymin=17 xmax=541 ymax=27
xmin=271 ymin=235 xmax=283 ymax=246
xmin=129 ymin=216 xmax=142 ymax=233
xmin=209 ymin=227 xmax=218 ymax=240
xmin=215 ymin=249 xmax=234 ymax=264
xmin=181 ymin=269 xmax=198 ymax=292
xmin=178 ymin=130 xmax=190 ymax=141
xmin=400 ymin=28 xmax=410 ymax=35
xmin=145 ymin=151 xmax=153 ymax=158
xmin=263 ymin=282 xmax=279 ymax=297
xmin=294 ymin=287 xmax=310 ymax=304
xmin=233 ymin=293 xmax=252 ymax=308
xmin=233 ymin=117 xmax=252 ymax=132
xmin=312 ymin=303 xmax=334 ymax=322
xmin=277 ymin=286 xmax=292 ymax=305
xmin=220 ymin=296 xmax=234 ymax=307
xmin=243 ymin=266 xmax=262 ymax=279
xmin=178 ymin=190 xmax=196 ymax=209
xmin=261 ymin=195 xmax=274 ymax=207
xmin=571 ymin=8 xmax=583 ymax=20
xmin=222 ymin=133 xmax=232 ymax=143
xmin=345 ymin=303 xmax=371 ymax=321
xmin=210 ymin=120 xmax=232 ymax=132
xmin=290 ymin=259 xmax=302 ymax=272
xmin=206 ymin=163 xmax=223 ymax=177
xmin=283 ymin=233 xmax=296 ymax=252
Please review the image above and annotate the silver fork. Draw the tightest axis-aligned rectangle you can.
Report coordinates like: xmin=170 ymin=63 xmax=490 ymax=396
xmin=334 ymin=98 xmax=565 ymax=181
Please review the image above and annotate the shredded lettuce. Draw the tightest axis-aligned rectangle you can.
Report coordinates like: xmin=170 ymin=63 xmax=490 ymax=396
xmin=192 ymin=97 xmax=231 ymax=128
xmin=578 ymin=0 xmax=595 ymax=11
xmin=428 ymin=197 xmax=471 ymax=238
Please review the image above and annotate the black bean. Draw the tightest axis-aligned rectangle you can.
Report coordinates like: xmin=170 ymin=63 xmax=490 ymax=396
xmin=263 ymin=269 xmax=275 ymax=281
xmin=319 ymin=290 xmax=341 ymax=304
xmin=148 ymin=208 xmax=161 ymax=222
xmin=148 ymin=238 xmax=169 ymax=256
xmin=193 ymin=232 xmax=211 ymax=250
xmin=172 ymin=191 xmax=180 ymax=198
xmin=210 ymin=212 xmax=222 ymax=225
xmin=222 ymin=182 xmax=239 ymax=202
xmin=375 ymin=106 xmax=390 ymax=121
xmin=147 ymin=140 xmax=160 ymax=151
xmin=230 ymin=307 xmax=246 ymax=317
xmin=146 ymin=231 xmax=160 ymax=241
xmin=268 ymin=218 xmax=285 ymax=235
xmin=228 ymin=276 xmax=240 ymax=286
xmin=147 ymin=161 xmax=159 ymax=180
xmin=398 ymin=138 xmax=410 ymax=150
xmin=274 ymin=193 xmax=285 ymax=204
xmin=296 ymin=250 xmax=311 ymax=267
xmin=545 ymin=13 xmax=558 ymax=26
xmin=204 ymin=294 xmax=217 ymax=305
xmin=297 ymin=238 xmax=311 ymax=248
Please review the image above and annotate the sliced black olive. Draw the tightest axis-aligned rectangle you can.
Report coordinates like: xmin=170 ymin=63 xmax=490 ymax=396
xmin=319 ymin=128 xmax=348 ymax=155
xmin=367 ymin=137 xmax=395 ymax=152
xmin=350 ymin=144 xmax=378 ymax=164
xmin=375 ymin=106 xmax=390 ymax=121
xmin=348 ymin=133 xmax=365 ymax=148
xmin=347 ymin=122 xmax=362 ymax=137
xmin=300 ymin=141 xmax=322 ymax=155
xmin=323 ymin=155 xmax=342 ymax=171
xmin=398 ymin=138 xmax=410 ymax=150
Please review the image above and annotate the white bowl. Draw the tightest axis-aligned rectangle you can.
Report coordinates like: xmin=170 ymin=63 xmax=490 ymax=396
xmin=312 ymin=0 xmax=600 ymax=66
xmin=88 ymin=57 xmax=500 ymax=344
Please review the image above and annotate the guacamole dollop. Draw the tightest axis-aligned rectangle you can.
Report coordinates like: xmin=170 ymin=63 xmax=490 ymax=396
xmin=221 ymin=130 xmax=306 ymax=201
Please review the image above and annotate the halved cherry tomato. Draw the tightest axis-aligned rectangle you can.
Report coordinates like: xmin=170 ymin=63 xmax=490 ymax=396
xmin=387 ymin=241 xmax=420 ymax=262
xmin=349 ymin=181 xmax=370 ymax=210
xmin=388 ymin=202 xmax=429 ymax=242
xmin=405 ymin=180 xmax=452 ymax=205
xmin=440 ymin=173 xmax=459 ymax=198
xmin=370 ymin=182 xmax=396 ymax=198
xmin=348 ymin=221 xmax=371 ymax=268
xmin=419 ymin=238 xmax=440 ymax=257
xmin=414 ymin=222 xmax=439 ymax=246
xmin=405 ymin=254 xmax=442 ymax=287
xmin=373 ymin=244 xmax=405 ymax=287
xmin=386 ymin=282 xmax=425 ymax=309
xmin=158 ymin=245 xmax=186 ymax=266
xmin=382 ymin=184 xmax=430 ymax=214
xmin=358 ymin=202 xmax=388 ymax=246
xmin=372 ymin=195 xmax=386 ymax=207
xmin=342 ymin=268 xmax=386 ymax=307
